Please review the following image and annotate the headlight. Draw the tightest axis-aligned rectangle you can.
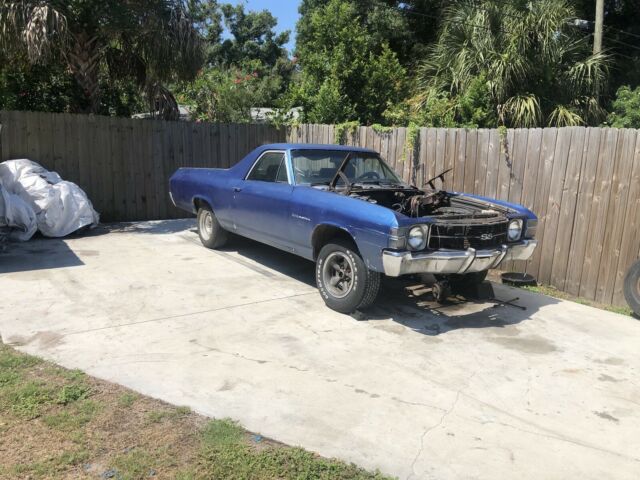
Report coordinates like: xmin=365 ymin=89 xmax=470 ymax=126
xmin=507 ymin=219 xmax=523 ymax=241
xmin=407 ymin=226 xmax=427 ymax=250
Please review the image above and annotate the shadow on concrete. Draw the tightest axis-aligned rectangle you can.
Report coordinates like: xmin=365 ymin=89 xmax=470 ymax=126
xmin=219 ymin=234 xmax=316 ymax=287
xmin=205 ymin=230 xmax=560 ymax=336
xmin=104 ymin=218 xmax=195 ymax=236
xmin=0 ymin=235 xmax=84 ymax=274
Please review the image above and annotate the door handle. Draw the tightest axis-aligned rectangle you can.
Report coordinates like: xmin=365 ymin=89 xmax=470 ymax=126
xmin=233 ymin=187 xmax=242 ymax=192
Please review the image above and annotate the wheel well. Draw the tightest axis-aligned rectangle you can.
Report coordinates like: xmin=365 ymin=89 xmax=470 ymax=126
xmin=312 ymin=225 xmax=357 ymax=259
xmin=193 ymin=197 xmax=211 ymax=212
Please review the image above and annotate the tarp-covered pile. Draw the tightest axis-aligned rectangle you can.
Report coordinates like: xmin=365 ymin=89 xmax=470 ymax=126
xmin=0 ymin=159 xmax=99 ymax=241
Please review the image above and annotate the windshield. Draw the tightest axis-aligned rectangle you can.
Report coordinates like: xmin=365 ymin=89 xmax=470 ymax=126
xmin=291 ymin=150 xmax=402 ymax=186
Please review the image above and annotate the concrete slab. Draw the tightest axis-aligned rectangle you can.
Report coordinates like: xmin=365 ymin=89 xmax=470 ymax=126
xmin=1 ymin=219 xmax=639 ymax=480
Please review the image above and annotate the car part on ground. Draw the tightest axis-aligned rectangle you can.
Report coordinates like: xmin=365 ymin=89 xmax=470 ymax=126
xmin=501 ymin=272 xmax=537 ymax=287
xmin=0 ymin=159 xmax=99 ymax=239
xmin=624 ymin=260 xmax=640 ymax=318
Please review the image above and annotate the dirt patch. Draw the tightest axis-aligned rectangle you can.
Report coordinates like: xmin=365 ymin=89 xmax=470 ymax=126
xmin=0 ymin=343 xmax=390 ymax=480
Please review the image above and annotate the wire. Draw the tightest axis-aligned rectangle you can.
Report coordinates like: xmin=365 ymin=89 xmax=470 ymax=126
xmin=604 ymin=36 xmax=640 ymax=53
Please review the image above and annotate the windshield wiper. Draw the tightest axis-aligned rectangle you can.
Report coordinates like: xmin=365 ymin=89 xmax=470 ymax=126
xmin=329 ymin=152 xmax=353 ymax=193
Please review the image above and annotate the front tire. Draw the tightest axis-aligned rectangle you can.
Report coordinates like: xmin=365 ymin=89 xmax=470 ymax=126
xmin=316 ymin=240 xmax=381 ymax=314
xmin=197 ymin=206 xmax=228 ymax=249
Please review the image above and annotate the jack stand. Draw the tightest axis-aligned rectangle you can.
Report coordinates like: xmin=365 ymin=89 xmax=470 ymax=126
xmin=432 ymin=280 xmax=451 ymax=303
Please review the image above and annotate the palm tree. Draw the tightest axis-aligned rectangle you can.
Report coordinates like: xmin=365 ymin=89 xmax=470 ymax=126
xmin=414 ymin=0 xmax=610 ymax=127
xmin=0 ymin=0 xmax=203 ymax=118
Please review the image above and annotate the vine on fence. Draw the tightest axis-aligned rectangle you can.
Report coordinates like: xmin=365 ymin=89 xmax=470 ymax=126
xmin=334 ymin=121 xmax=359 ymax=144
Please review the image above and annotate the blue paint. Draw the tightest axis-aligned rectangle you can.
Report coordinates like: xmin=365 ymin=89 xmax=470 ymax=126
xmin=169 ymin=144 xmax=537 ymax=273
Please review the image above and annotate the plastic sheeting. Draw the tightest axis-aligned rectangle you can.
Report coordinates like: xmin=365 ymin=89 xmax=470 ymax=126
xmin=0 ymin=183 xmax=37 ymax=241
xmin=0 ymin=159 xmax=99 ymax=240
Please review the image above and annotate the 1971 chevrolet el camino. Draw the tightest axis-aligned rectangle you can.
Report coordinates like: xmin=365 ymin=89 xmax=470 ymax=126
xmin=169 ymin=144 xmax=538 ymax=313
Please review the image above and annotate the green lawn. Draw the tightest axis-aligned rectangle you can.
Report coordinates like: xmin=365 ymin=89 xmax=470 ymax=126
xmin=0 ymin=342 xmax=392 ymax=480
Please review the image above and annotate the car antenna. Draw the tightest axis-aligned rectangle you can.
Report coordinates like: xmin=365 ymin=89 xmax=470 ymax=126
xmin=329 ymin=152 xmax=353 ymax=193
xmin=425 ymin=168 xmax=453 ymax=190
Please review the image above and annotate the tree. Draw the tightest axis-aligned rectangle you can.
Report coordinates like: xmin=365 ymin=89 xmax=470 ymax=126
xmin=178 ymin=2 xmax=294 ymax=122
xmin=291 ymin=0 xmax=407 ymax=124
xmin=607 ymin=85 xmax=640 ymax=128
xmin=210 ymin=3 xmax=290 ymax=68
xmin=0 ymin=0 xmax=203 ymax=118
xmin=414 ymin=0 xmax=610 ymax=127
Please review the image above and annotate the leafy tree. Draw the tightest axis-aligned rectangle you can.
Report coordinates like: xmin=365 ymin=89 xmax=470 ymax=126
xmin=607 ymin=85 xmax=640 ymax=128
xmin=179 ymin=2 xmax=294 ymax=123
xmin=414 ymin=0 xmax=610 ymax=127
xmin=210 ymin=3 xmax=290 ymax=68
xmin=291 ymin=0 xmax=407 ymax=124
xmin=0 ymin=0 xmax=203 ymax=118
xmin=179 ymin=60 xmax=290 ymax=123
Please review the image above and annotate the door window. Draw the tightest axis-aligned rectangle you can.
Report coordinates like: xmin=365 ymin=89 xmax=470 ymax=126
xmin=247 ymin=152 xmax=288 ymax=183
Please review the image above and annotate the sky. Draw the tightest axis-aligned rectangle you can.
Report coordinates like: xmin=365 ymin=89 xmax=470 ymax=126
xmin=224 ymin=0 xmax=302 ymax=54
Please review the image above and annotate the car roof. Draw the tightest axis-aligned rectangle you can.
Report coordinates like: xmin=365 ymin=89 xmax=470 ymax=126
xmin=260 ymin=143 xmax=377 ymax=154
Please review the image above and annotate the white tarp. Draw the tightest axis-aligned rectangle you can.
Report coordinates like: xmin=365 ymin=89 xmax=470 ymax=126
xmin=0 ymin=183 xmax=37 ymax=241
xmin=0 ymin=159 xmax=99 ymax=239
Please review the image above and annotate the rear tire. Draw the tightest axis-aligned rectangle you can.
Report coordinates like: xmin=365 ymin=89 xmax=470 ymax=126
xmin=316 ymin=240 xmax=381 ymax=313
xmin=197 ymin=206 xmax=228 ymax=249
xmin=623 ymin=260 xmax=640 ymax=318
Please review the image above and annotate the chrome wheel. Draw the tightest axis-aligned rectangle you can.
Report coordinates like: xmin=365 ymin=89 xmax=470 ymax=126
xmin=199 ymin=210 xmax=213 ymax=239
xmin=322 ymin=251 xmax=355 ymax=298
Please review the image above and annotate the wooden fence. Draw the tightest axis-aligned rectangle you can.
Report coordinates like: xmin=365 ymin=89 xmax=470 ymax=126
xmin=1 ymin=111 xmax=639 ymax=307
xmin=0 ymin=111 xmax=285 ymax=222
xmin=289 ymin=124 xmax=640 ymax=307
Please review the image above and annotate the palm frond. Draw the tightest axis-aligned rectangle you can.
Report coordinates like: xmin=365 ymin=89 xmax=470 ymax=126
xmin=548 ymin=105 xmax=584 ymax=127
xmin=502 ymin=94 xmax=541 ymax=127
xmin=0 ymin=2 xmax=67 ymax=62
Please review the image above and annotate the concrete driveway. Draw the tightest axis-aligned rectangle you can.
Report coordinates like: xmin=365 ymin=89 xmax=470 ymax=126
xmin=1 ymin=219 xmax=639 ymax=479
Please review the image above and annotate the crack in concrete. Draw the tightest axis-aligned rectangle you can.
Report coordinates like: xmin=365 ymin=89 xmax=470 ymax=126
xmin=407 ymin=372 xmax=477 ymax=480
xmin=57 ymin=292 xmax=316 ymax=338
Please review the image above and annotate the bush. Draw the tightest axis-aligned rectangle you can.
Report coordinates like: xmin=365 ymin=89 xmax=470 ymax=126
xmin=607 ymin=86 xmax=640 ymax=128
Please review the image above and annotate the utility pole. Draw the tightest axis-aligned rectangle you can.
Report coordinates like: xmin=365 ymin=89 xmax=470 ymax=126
xmin=593 ymin=0 xmax=604 ymax=55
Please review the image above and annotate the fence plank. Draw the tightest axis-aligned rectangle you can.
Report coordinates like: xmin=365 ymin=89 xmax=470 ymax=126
xmin=550 ymin=127 xmax=585 ymax=289
xmin=579 ymin=128 xmax=619 ymax=300
xmin=613 ymin=131 xmax=640 ymax=305
xmin=596 ymin=129 xmax=637 ymax=304
xmin=526 ymin=128 xmax=557 ymax=280
xmin=565 ymin=127 xmax=600 ymax=296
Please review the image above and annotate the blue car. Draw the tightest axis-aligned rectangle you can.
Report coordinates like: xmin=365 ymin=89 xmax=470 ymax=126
xmin=169 ymin=144 xmax=538 ymax=313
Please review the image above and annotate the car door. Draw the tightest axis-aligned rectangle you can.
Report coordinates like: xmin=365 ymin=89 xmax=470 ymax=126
xmin=231 ymin=150 xmax=294 ymax=249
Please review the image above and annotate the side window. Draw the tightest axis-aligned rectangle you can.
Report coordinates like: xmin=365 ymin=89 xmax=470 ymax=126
xmin=247 ymin=152 xmax=287 ymax=183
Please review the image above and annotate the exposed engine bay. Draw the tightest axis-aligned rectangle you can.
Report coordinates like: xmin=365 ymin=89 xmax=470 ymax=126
xmin=345 ymin=187 xmax=506 ymax=221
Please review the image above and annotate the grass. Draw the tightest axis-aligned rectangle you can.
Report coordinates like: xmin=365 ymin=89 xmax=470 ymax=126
xmin=0 ymin=342 xmax=393 ymax=479
xmin=520 ymin=283 xmax=635 ymax=317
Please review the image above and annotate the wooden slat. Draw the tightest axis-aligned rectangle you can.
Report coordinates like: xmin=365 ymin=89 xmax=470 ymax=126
xmin=596 ymin=129 xmax=637 ymax=304
xmin=526 ymin=128 xmax=558 ymax=280
xmin=453 ymin=128 xmax=466 ymax=192
xmin=550 ymin=127 xmax=585 ymax=289
xmin=612 ymin=131 xmax=640 ymax=305
xmin=484 ymin=129 xmax=500 ymax=199
xmin=579 ymin=128 xmax=619 ymax=300
xmin=537 ymin=128 xmax=572 ymax=285
xmin=564 ymin=128 xmax=600 ymax=295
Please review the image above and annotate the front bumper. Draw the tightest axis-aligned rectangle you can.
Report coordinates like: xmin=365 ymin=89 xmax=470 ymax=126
xmin=382 ymin=239 xmax=538 ymax=277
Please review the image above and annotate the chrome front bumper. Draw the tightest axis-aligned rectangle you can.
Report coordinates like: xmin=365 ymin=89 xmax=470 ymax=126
xmin=382 ymin=239 xmax=538 ymax=277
